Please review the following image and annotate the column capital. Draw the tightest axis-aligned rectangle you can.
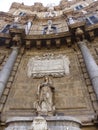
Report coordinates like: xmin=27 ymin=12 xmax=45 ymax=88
xmin=77 ymin=40 xmax=88 ymax=46
xmin=11 ymin=46 xmax=19 ymax=50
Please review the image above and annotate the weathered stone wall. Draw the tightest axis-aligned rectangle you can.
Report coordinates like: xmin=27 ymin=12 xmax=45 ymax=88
xmin=0 ymin=0 xmax=98 ymax=129
xmin=0 ymin=29 xmax=98 ymax=130
xmin=0 ymin=45 xmax=96 ymax=122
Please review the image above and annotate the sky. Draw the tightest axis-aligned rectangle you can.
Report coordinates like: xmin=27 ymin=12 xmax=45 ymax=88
xmin=0 ymin=0 xmax=61 ymax=12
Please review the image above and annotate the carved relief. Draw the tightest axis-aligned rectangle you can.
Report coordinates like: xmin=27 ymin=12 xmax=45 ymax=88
xmin=29 ymin=117 xmax=48 ymax=130
xmin=27 ymin=53 xmax=70 ymax=78
xmin=45 ymin=4 xmax=57 ymax=18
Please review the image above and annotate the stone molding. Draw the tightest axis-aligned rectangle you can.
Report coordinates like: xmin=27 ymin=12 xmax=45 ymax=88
xmin=5 ymin=116 xmax=81 ymax=130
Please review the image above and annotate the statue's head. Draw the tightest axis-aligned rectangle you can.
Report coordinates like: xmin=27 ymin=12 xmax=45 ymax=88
xmin=44 ymin=76 xmax=49 ymax=82
xmin=47 ymin=20 xmax=52 ymax=25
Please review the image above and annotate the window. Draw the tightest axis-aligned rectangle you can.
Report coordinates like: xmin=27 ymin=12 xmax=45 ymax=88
xmin=75 ymin=5 xmax=83 ymax=10
xmin=79 ymin=5 xmax=83 ymax=8
xmin=1 ymin=24 xmax=11 ymax=33
xmin=19 ymin=12 xmax=26 ymax=16
xmin=89 ymin=16 xmax=98 ymax=24
xmin=10 ymin=24 xmax=18 ymax=28
xmin=85 ymin=15 xmax=98 ymax=26
xmin=85 ymin=18 xmax=92 ymax=26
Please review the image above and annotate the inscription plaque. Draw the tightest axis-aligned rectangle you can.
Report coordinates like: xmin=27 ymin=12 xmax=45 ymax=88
xmin=27 ymin=53 xmax=70 ymax=78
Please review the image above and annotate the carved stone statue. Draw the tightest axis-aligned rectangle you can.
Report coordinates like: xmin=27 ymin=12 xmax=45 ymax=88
xmin=34 ymin=76 xmax=55 ymax=116
xmin=44 ymin=20 xmax=57 ymax=34
xmin=46 ymin=20 xmax=54 ymax=34
xmin=29 ymin=116 xmax=48 ymax=130
xmin=45 ymin=4 xmax=57 ymax=18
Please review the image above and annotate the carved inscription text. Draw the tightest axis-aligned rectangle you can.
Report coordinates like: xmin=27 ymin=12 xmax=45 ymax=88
xmin=27 ymin=53 xmax=70 ymax=78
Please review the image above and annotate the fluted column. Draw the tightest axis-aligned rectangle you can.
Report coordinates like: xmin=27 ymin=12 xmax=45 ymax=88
xmin=78 ymin=41 xmax=98 ymax=99
xmin=0 ymin=47 xmax=18 ymax=98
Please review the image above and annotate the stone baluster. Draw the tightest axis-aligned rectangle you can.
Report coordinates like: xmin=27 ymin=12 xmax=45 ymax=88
xmin=78 ymin=41 xmax=98 ymax=99
xmin=0 ymin=47 xmax=18 ymax=98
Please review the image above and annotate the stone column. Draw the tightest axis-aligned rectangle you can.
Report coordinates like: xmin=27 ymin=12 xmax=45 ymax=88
xmin=78 ymin=41 xmax=98 ymax=99
xmin=0 ymin=47 xmax=18 ymax=98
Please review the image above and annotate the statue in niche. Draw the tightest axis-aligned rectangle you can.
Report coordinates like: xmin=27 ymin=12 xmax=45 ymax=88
xmin=44 ymin=20 xmax=57 ymax=34
xmin=34 ymin=76 xmax=55 ymax=116
xmin=46 ymin=20 xmax=53 ymax=34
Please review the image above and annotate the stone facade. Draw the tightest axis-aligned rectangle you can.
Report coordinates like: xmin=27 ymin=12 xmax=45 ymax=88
xmin=0 ymin=0 xmax=98 ymax=130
